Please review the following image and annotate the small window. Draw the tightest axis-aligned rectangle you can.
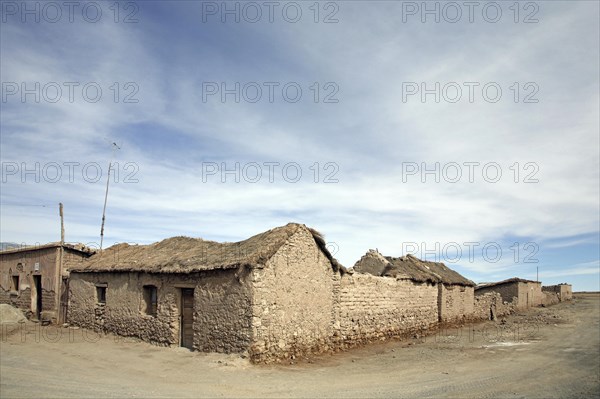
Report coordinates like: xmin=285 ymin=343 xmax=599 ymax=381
xmin=96 ymin=285 xmax=107 ymax=304
xmin=11 ymin=275 xmax=19 ymax=292
xmin=143 ymin=285 xmax=158 ymax=316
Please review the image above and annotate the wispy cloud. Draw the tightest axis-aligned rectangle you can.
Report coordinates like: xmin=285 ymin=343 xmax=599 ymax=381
xmin=1 ymin=1 xmax=598 ymax=290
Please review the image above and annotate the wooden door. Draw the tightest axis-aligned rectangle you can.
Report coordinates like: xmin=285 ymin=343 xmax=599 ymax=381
xmin=180 ymin=289 xmax=194 ymax=349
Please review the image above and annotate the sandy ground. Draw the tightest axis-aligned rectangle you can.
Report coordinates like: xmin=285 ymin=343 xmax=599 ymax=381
xmin=1 ymin=293 xmax=599 ymax=399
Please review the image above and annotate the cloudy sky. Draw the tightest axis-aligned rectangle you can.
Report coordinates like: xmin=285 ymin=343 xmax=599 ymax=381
xmin=1 ymin=0 xmax=598 ymax=290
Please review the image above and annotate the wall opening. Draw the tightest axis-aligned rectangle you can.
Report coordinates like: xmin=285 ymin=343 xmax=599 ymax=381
xmin=11 ymin=275 xmax=19 ymax=292
xmin=142 ymin=285 xmax=158 ymax=317
xmin=96 ymin=284 xmax=107 ymax=304
xmin=33 ymin=275 xmax=42 ymax=320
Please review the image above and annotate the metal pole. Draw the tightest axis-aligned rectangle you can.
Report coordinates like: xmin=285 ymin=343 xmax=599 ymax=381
xmin=99 ymin=141 xmax=121 ymax=251
xmin=100 ymin=162 xmax=111 ymax=251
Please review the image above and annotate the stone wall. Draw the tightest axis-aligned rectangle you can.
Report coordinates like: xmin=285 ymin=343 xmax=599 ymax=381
xmin=439 ymin=284 xmax=475 ymax=324
xmin=476 ymin=283 xmax=518 ymax=304
xmin=68 ymin=270 xmax=252 ymax=352
xmin=473 ymin=292 xmax=515 ymax=320
xmin=543 ymin=284 xmax=573 ymax=301
xmin=249 ymin=227 xmax=336 ymax=362
xmin=475 ymin=281 xmax=543 ymax=310
xmin=335 ymin=273 xmax=439 ymax=345
xmin=541 ymin=291 xmax=560 ymax=306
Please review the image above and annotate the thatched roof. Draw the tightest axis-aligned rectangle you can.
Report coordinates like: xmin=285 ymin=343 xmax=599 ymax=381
xmin=354 ymin=250 xmax=475 ymax=286
xmin=71 ymin=223 xmax=345 ymax=274
xmin=476 ymin=277 xmax=540 ymax=290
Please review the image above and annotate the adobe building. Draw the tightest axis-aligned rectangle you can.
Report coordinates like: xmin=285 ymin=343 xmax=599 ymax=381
xmin=0 ymin=243 xmax=94 ymax=322
xmin=542 ymin=283 xmax=573 ymax=302
xmin=475 ymin=278 xmax=543 ymax=310
xmin=65 ymin=224 xmax=475 ymax=362
xmin=67 ymin=223 xmax=347 ymax=361
xmin=353 ymin=250 xmax=476 ymax=324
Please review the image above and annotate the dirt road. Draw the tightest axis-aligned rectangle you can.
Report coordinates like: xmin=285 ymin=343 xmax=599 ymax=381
xmin=1 ymin=293 xmax=599 ymax=398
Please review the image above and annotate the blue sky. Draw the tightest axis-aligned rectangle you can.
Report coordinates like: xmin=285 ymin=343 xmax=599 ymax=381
xmin=1 ymin=1 xmax=599 ymax=290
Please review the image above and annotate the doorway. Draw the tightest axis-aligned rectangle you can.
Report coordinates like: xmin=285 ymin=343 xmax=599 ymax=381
xmin=180 ymin=288 xmax=194 ymax=349
xmin=33 ymin=275 xmax=42 ymax=320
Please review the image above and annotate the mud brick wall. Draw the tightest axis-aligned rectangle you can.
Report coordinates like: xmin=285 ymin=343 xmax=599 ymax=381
xmin=543 ymin=284 xmax=573 ymax=301
xmin=62 ymin=248 xmax=91 ymax=275
xmin=516 ymin=282 xmax=543 ymax=308
xmin=335 ymin=273 xmax=439 ymax=344
xmin=68 ymin=270 xmax=252 ymax=352
xmin=193 ymin=269 xmax=252 ymax=354
xmin=438 ymin=284 xmax=474 ymax=324
xmin=476 ymin=283 xmax=518 ymax=305
xmin=473 ymin=292 xmax=515 ymax=320
xmin=542 ymin=291 xmax=560 ymax=306
xmin=249 ymin=228 xmax=336 ymax=363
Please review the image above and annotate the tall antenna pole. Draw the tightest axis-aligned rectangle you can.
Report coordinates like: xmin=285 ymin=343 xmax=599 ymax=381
xmin=536 ymin=266 xmax=539 ymax=282
xmin=100 ymin=141 xmax=121 ymax=251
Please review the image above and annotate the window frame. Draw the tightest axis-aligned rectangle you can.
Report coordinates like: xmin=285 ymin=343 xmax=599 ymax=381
xmin=95 ymin=283 xmax=107 ymax=305
xmin=10 ymin=275 xmax=19 ymax=293
xmin=142 ymin=285 xmax=158 ymax=317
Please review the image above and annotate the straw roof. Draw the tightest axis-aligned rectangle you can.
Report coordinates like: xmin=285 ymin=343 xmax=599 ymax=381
xmin=71 ymin=223 xmax=345 ymax=274
xmin=476 ymin=277 xmax=540 ymax=290
xmin=354 ymin=250 xmax=474 ymax=286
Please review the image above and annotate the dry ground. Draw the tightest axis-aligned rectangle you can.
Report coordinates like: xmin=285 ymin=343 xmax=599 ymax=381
xmin=1 ymin=293 xmax=599 ymax=398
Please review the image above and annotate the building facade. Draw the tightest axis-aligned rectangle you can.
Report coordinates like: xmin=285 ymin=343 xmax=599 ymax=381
xmin=475 ymin=278 xmax=543 ymax=310
xmin=0 ymin=243 xmax=94 ymax=322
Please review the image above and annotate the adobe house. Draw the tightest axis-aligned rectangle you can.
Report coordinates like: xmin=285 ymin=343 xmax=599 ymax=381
xmin=0 ymin=242 xmax=94 ymax=322
xmin=542 ymin=283 xmax=573 ymax=301
xmin=353 ymin=250 xmax=476 ymax=324
xmin=475 ymin=278 xmax=543 ymax=310
xmin=67 ymin=223 xmax=347 ymax=361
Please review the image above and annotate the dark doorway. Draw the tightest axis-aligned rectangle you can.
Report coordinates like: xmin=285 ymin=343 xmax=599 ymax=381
xmin=180 ymin=288 xmax=194 ymax=349
xmin=33 ymin=275 xmax=42 ymax=320
xmin=60 ymin=277 xmax=69 ymax=323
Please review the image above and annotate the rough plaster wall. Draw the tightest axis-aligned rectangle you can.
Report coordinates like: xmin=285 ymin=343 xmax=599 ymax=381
xmin=0 ymin=248 xmax=59 ymax=314
xmin=542 ymin=291 xmax=560 ymax=306
xmin=68 ymin=271 xmax=252 ymax=352
xmin=473 ymin=292 xmax=514 ymax=320
xmin=336 ymin=274 xmax=439 ymax=345
xmin=193 ymin=268 xmax=252 ymax=354
xmin=439 ymin=285 xmax=475 ymax=323
xmin=560 ymin=285 xmax=573 ymax=300
xmin=68 ymin=272 xmax=176 ymax=346
xmin=543 ymin=285 xmax=573 ymax=301
xmin=517 ymin=282 xmax=543 ymax=308
xmin=476 ymin=284 xmax=519 ymax=305
xmin=250 ymin=228 xmax=335 ymax=362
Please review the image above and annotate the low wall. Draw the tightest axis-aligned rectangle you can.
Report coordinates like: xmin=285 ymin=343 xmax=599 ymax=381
xmin=473 ymin=292 xmax=515 ymax=320
xmin=334 ymin=273 xmax=439 ymax=346
xmin=543 ymin=284 xmax=573 ymax=301
xmin=439 ymin=284 xmax=475 ymax=324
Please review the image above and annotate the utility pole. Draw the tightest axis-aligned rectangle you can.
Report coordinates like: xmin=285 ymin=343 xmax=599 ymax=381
xmin=57 ymin=203 xmax=65 ymax=323
xmin=100 ymin=141 xmax=121 ymax=251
